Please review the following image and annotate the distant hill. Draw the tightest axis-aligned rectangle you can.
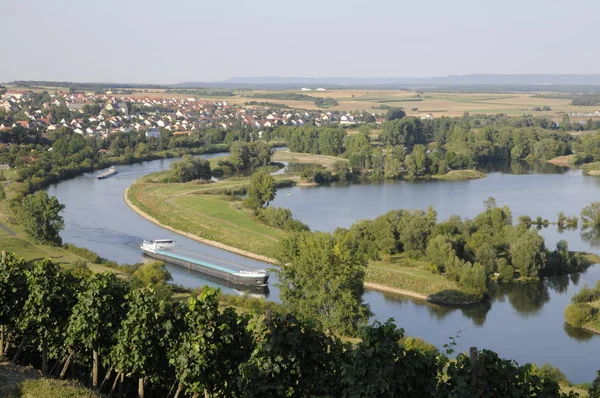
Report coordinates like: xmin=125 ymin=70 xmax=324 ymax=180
xmin=219 ymin=75 xmax=600 ymax=86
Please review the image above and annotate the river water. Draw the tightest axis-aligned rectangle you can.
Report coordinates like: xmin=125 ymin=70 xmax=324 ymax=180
xmin=47 ymin=157 xmax=600 ymax=383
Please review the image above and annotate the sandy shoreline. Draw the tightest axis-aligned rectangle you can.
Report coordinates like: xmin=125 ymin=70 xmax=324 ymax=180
xmin=364 ymin=282 xmax=430 ymax=302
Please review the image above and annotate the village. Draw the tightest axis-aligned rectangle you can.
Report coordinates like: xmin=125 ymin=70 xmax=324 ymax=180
xmin=0 ymin=89 xmax=375 ymax=141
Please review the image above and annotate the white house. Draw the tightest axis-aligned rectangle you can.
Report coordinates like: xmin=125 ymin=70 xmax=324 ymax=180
xmin=316 ymin=88 xmax=326 ymax=91
xmin=301 ymin=87 xmax=312 ymax=91
xmin=145 ymin=128 xmax=160 ymax=138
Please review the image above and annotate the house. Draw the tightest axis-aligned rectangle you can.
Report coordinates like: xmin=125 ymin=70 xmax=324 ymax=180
xmin=116 ymin=103 xmax=129 ymax=115
xmin=74 ymin=128 xmax=84 ymax=135
xmin=316 ymin=88 xmax=326 ymax=91
xmin=301 ymin=87 xmax=312 ymax=91
xmin=16 ymin=121 xmax=30 ymax=129
xmin=146 ymin=127 xmax=160 ymax=138
xmin=67 ymin=103 xmax=86 ymax=112
xmin=420 ymin=113 xmax=434 ymax=120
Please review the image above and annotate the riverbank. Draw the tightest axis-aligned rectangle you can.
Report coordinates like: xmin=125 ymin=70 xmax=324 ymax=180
xmin=125 ymin=174 xmax=477 ymax=305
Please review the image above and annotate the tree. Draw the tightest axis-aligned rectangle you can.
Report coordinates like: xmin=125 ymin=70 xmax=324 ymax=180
xmin=0 ymin=184 xmax=5 ymax=201
xmin=245 ymin=170 xmax=276 ymax=209
xmin=228 ymin=141 xmax=272 ymax=171
xmin=170 ymin=155 xmax=212 ymax=182
xmin=18 ymin=192 xmax=65 ymax=245
xmin=277 ymin=231 xmax=371 ymax=335
xmin=173 ymin=287 xmax=252 ymax=398
xmin=386 ymin=107 xmax=406 ymax=121
xmin=111 ymin=287 xmax=173 ymax=398
xmin=0 ymin=252 xmax=28 ymax=357
xmin=443 ymin=349 xmax=570 ymax=397
xmin=405 ymin=144 xmax=429 ymax=179
xmin=64 ymin=273 xmax=128 ymax=387
xmin=581 ymin=202 xmax=600 ymax=228
xmin=18 ymin=259 xmax=77 ymax=374
xmin=133 ymin=260 xmax=172 ymax=287
xmin=510 ymin=230 xmax=546 ymax=279
xmin=239 ymin=313 xmax=344 ymax=398
xmin=426 ymin=235 xmax=456 ymax=273
xmin=343 ymin=319 xmax=439 ymax=397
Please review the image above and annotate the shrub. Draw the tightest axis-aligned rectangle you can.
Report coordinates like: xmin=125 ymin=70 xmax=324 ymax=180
xmin=400 ymin=336 xmax=439 ymax=355
xmin=571 ymin=283 xmax=600 ymax=303
xmin=536 ymin=363 xmax=569 ymax=385
xmin=564 ymin=303 xmax=594 ymax=327
xmin=497 ymin=258 xmax=515 ymax=283
xmin=256 ymin=206 xmax=309 ymax=232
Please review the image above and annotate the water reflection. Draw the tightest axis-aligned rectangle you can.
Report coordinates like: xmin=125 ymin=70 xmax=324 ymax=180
xmin=581 ymin=228 xmax=600 ymax=248
xmin=564 ymin=323 xmax=595 ymax=342
xmin=380 ymin=275 xmax=578 ymax=326
xmin=478 ymin=160 xmax=570 ymax=175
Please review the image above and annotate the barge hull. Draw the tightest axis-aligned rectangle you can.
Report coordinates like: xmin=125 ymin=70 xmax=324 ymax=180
xmin=142 ymin=249 xmax=269 ymax=286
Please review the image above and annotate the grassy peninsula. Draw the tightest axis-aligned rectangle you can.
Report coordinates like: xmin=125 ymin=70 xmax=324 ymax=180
xmin=126 ymin=157 xmax=486 ymax=305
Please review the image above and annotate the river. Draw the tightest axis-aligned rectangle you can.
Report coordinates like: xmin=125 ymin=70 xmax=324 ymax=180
xmin=47 ymin=157 xmax=600 ymax=383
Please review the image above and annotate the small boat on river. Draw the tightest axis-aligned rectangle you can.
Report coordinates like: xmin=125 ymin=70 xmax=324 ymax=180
xmin=140 ymin=239 xmax=270 ymax=286
xmin=97 ymin=166 xmax=118 ymax=180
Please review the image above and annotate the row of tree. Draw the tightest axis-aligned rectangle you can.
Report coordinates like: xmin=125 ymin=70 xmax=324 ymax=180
xmin=276 ymin=113 xmax=588 ymax=181
xmin=0 ymin=252 xmax=587 ymax=397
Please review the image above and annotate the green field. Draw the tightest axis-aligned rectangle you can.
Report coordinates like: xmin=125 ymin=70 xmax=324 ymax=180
xmin=367 ymin=258 xmax=461 ymax=297
xmin=128 ymin=179 xmax=287 ymax=259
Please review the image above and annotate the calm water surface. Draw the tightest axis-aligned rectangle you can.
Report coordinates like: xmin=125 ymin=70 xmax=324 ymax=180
xmin=48 ymin=159 xmax=600 ymax=383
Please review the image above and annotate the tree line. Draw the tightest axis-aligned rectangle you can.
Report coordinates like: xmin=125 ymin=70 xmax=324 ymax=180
xmin=277 ymin=112 xmax=600 ymax=181
xmin=328 ymin=198 xmax=592 ymax=300
xmin=0 ymin=252 xmax=588 ymax=397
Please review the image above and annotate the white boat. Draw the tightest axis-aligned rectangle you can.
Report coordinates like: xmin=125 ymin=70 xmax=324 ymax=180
xmin=97 ymin=166 xmax=118 ymax=180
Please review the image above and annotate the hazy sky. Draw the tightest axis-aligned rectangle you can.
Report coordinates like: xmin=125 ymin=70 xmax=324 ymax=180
xmin=2 ymin=0 xmax=598 ymax=84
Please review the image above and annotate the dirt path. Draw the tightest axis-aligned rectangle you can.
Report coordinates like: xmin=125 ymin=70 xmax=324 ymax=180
xmin=0 ymin=221 xmax=16 ymax=236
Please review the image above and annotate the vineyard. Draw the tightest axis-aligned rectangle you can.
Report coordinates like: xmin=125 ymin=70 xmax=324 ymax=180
xmin=0 ymin=251 xmax=591 ymax=397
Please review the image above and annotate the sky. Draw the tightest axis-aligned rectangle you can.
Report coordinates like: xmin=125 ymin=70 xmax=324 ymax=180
xmin=1 ymin=0 xmax=599 ymax=84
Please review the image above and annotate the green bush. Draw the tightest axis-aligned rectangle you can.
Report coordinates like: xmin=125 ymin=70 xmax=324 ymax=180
xmin=571 ymin=283 xmax=600 ymax=303
xmin=400 ymin=336 xmax=439 ymax=355
xmin=536 ymin=363 xmax=569 ymax=385
xmin=497 ymin=258 xmax=515 ymax=283
xmin=564 ymin=303 xmax=595 ymax=327
xmin=256 ymin=206 xmax=309 ymax=232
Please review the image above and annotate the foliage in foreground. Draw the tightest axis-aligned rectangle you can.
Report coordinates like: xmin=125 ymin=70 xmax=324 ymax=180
xmin=0 ymin=252 xmax=589 ymax=397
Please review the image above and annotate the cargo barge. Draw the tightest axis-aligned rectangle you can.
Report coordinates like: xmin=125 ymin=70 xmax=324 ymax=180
xmin=140 ymin=239 xmax=270 ymax=286
xmin=97 ymin=166 xmax=118 ymax=180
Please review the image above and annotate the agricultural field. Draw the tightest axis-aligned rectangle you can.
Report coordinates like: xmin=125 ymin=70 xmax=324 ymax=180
xmin=248 ymin=89 xmax=600 ymax=120
xmin=5 ymin=84 xmax=600 ymax=121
